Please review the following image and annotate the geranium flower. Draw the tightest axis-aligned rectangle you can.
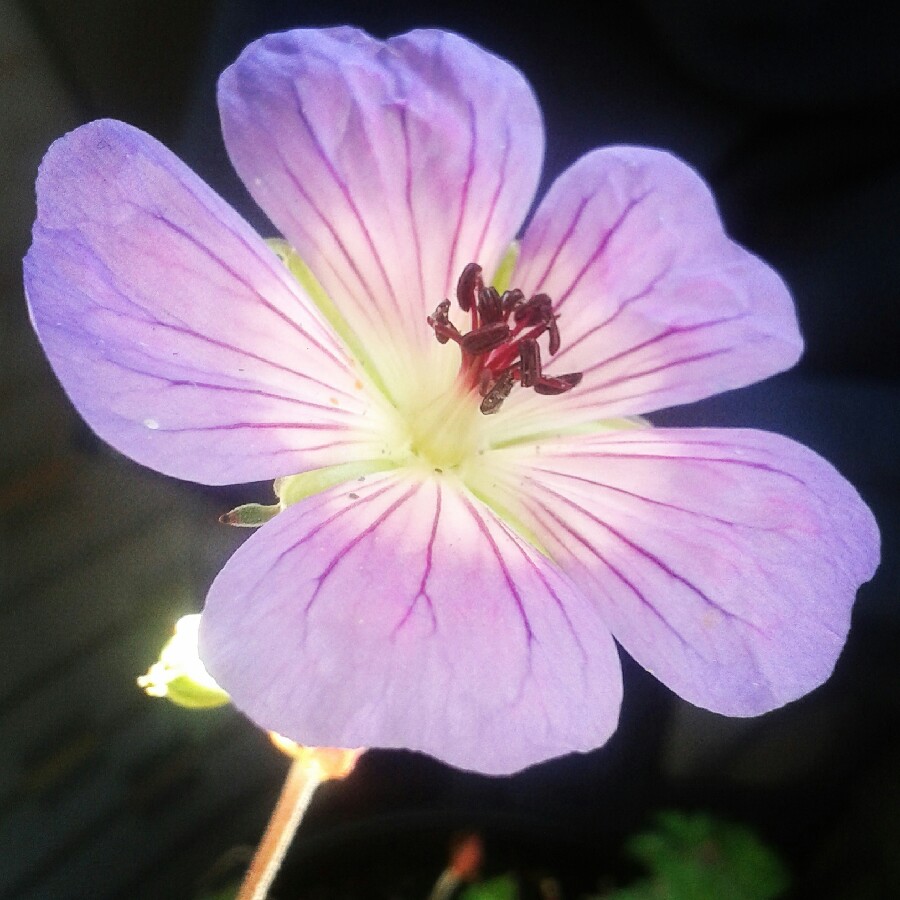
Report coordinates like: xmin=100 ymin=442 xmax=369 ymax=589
xmin=25 ymin=27 xmax=878 ymax=774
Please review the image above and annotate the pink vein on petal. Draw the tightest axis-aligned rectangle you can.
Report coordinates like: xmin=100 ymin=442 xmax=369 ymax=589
xmin=524 ymin=464 xmax=781 ymax=533
xmin=531 ymin=192 xmax=650 ymax=304
xmin=68 ymin=230 xmax=359 ymax=399
xmin=549 ymin=446 xmax=811 ymax=489
xmin=143 ymin=163 xmax=353 ymax=361
xmin=287 ymin=81 xmax=403 ymax=320
xmin=304 ymin=480 xmax=421 ymax=613
xmin=391 ymin=482 xmax=442 ymax=637
xmin=519 ymin=492 xmax=696 ymax=652
xmin=471 ymin=119 xmax=512 ymax=268
xmin=579 ymin=347 xmax=733 ymax=394
xmin=100 ymin=312 xmax=358 ymax=399
xmin=112 ymin=360 xmax=365 ymax=418
xmin=263 ymin=117 xmax=380 ymax=329
xmin=554 ymin=194 xmax=651 ymax=309
xmin=265 ymin=439 xmax=376 ymax=455
xmin=398 ymin=102 xmax=427 ymax=314
xmin=497 ymin=516 xmax=589 ymax=664
xmin=444 ymin=100 xmax=478 ymax=289
xmin=549 ymin=266 xmax=674 ymax=365
xmin=153 ymin=421 xmax=353 ymax=434
xmin=238 ymin=479 xmax=402 ymax=609
xmin=461 ymin=496 xmax=536 ymax=647
xmin=142 ymin=208 xmax=350 ymax=368
xmin=529 ymin=194 xmax=590 ymax=297
xmin=529 ymin=478 xmax=766 ymax=635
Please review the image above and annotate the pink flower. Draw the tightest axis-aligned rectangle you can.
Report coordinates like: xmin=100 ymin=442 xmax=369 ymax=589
xmin=24 ymin=27 xmax=878 ymax=774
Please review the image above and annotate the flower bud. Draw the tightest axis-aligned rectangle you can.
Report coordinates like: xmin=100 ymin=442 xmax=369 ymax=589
xmin=137 ymin=614 xmax=230 ymax=708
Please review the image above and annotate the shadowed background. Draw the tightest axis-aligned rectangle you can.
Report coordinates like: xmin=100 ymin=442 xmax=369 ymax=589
xmin=1 ymin=1 xmax=898 ymax=897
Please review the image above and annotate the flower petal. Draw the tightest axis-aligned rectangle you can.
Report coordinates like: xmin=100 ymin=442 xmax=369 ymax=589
xmin=218 ymin=28 xmax=544 ymax=406
xmin=498 ymin=148 xmax=801 ymax=437
xmin=25 ymin=120 xmax=388 ymax=485
xmin=199 ymin=471 xmax=622 ymax=774
xmin=481 ymin=428 xmax=878 ymax=715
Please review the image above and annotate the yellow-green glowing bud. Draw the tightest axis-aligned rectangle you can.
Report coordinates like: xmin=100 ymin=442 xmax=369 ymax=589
xmin=137 ymin=614 xmax=230 ymax=708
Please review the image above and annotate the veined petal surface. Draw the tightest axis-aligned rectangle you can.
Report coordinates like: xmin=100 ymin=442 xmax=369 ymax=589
xmin=497 ymin=148 xmax=802 ymax=440
xmin=25 ymin=120 xmax=386 ymax=485
xmin=199 ymin=471 xmax=623 ymax=774
xmin=482 ymin=428 xmax=879 ymax=715
xmin=218 ymin=27 xmax=544 ymax=409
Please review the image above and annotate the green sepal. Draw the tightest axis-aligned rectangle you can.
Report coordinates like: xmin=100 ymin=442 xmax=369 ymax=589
xmin=219 ymin=502 xmax=280 ymax=527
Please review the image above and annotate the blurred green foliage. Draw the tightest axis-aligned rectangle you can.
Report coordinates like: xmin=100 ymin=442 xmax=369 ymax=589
xmin=601 ymin=811 xmax=788 ymax=900
xmin=462 ymin=873 xmax=519 ymax=900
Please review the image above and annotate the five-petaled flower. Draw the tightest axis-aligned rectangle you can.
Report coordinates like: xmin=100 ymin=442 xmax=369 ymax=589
xmin=25 ymin=27 xmax=879 ymax=774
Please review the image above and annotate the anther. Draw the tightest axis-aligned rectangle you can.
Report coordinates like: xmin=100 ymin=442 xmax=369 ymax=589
xmin=547 ymin=316 xmax=561 ymax=355
xmin=456 ymin=263 xmax=483 ymax=313
xmin=433 ymin=263 xmax=584 ymax=415
xmin=518 ymin=339 xmax=540 ymax=388
xmin=427 ymin=299 xmax=459 ymax=344
xmin=533 ymin=372 xmax=583 ymax=395
xmin=460 ymin=322 xmax=511 ymax=355
xmin=477 ymin=286 xmax=503 ymax=324
xmin=479 ymin=369 xmax=515 ymax=414
xmin=513 ymin=293 xmax=552 ymax=328
xmin=501 ymin=289 xmax=525 ymax=316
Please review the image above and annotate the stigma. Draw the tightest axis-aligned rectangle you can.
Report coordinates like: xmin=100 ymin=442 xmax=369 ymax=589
xmin=427 ymin=263 xmax=583 ymax=415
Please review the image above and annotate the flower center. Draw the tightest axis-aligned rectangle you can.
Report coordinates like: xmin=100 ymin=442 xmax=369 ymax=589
xmin=404 ymin=378 xmax=483 ymax=470
xmin=427 ymin=263 xmax=583 ymax=416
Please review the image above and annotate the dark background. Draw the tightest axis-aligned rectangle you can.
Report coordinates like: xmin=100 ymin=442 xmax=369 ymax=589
xmin=1 ymin=1 xmax=898 ymax=897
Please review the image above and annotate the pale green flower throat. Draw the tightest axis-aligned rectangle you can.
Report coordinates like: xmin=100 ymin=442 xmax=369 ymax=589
xmin=223 ymin=245 xmax=582 ymax=525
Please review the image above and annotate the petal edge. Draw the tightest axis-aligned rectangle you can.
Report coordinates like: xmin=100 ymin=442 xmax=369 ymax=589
xmin=25 ymin=120 xmax=384 ymax=484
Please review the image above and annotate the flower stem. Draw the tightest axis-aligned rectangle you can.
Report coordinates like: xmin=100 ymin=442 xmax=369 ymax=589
xmin=237 ymin=757 xmax=321 ymax=900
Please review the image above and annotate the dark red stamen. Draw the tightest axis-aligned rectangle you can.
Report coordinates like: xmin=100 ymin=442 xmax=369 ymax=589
xmin=534 ymin=372 xmax=583 ymax=394
xmin=460 ymin=322 xmax=511 ymax=355
xmin=477 ymin=286 xmax=504 ymax=324
xmin=518 ymin=339 xmax=540 ymax=388
xmin=547 ymin=316 xmax=561 ymax=355
xmin=501 ymin=289 xmax=525 ymax=316
xmin=426 ymin=299 xmax=458 ymax=344
xmin=456 ymin=263 xmax=482 ymax=313
xmin=479 ymin=369 xmax=515 ymax=415
xmin=427 ymin=263 xmax=583 ymax=414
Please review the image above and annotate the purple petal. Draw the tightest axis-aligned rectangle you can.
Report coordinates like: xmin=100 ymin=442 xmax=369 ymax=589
xmin=218 ymin=28 xmax=543 ymax=396
xmin=199 ymin=471 xmax=622 ymax=774
xmin=505 ymin=147 xmax=801 ymax=430
xmin=25 ymin=120 xmax=385 ymax=485
xmin=498 ymin=428 xmax=878 ymax=715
